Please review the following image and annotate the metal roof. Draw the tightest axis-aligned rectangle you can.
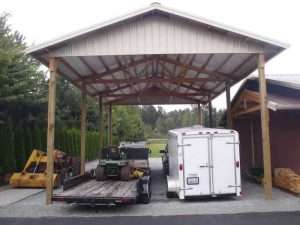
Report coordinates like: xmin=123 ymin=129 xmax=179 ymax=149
xmin=232 ymin=76 xmax=300 ymax=111
xmin=27 ymin=3 xmax=288 ymax=105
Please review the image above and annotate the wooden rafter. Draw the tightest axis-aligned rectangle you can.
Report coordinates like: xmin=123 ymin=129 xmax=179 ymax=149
xmin=83 ymin=76 xmax=221 ymax=85
xmin=160 ymin=56 xmax=237 ymax=81
xmin=78 ymin=56 xmax=154 ymax=83
xmin=230 ymin=54 xmax=255 ymax=75
xmin=184 ymin=54 xmax=214 ymax=94
xmin=173 ymin=54 xmax=196 ymax=91
xmin=60 ymin=58 xmax=98 ymax=93
xmin=232 ymin=105 xmax=260 ymax=118
xmin=102 ymin=91 xmax=207 ymax=98
xmin=231 ymin=89 xmax=260 ymax=113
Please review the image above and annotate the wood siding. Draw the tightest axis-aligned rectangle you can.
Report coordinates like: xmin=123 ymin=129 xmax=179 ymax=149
xmin=234 ymin=110 xmax=300 ymax=177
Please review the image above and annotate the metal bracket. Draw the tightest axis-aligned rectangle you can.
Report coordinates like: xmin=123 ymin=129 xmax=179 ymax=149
xmin=228 ymin=185 xmax=241 ymax=188
xmin=226 ymin=142 xmax=239 ymax=144
xmin=178 ymin=144 xmax=191 ymax=147
xmin=179 ymin=187 xmax=193 ymax=190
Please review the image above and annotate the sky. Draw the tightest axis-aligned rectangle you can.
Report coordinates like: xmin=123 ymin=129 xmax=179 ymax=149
xmin=2 ymin=0 xmax=300 ymax=112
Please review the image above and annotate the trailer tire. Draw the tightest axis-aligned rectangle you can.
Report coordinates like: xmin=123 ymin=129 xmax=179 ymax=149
xmin=120 ymin=165 xmax=130 ymax=181
xmin=139 ymin=193 xmax=151 ymax=204
xmin=95 ymin=166 xmax=106 ymax=181
xmin=166 ymin=191 xmax=177 ymax=198
xmin=137 ymin=177 xmax=151 ymax=204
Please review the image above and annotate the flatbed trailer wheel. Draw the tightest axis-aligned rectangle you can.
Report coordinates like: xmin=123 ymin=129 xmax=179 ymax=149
xmin=95 ymin=166 xmax=106 ymax=181
xmin=120 ymin=165 xmax=130 ymax=181
xmin=138 ymin=176 xmax=151 ymax=204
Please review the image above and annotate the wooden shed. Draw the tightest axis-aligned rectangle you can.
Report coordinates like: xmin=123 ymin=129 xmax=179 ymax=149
xmin=231 ymin=77 xmax=300 ymax=177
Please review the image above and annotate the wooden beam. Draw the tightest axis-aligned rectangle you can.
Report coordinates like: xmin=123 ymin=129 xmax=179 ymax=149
xmin=92 ymin=84 xmax=132 ymax=96
xmin=230 ymin=54 xmax=255 ymax=75
xmin=84 ymin=76 xmax=220 ymax=85
xmin=197 ymin=103 xmax=203 ymax=125
xmin=59 ymin=58 xmax=98 ymax=93
xmin=258 ymin=53 xmax=272 ymax=200
xmin=79 ymin=57 xmax=154 ymax=83
xmin=208 ymin=98 xmax=213 ymax=127
xmin=108 ymin=104 xmax=112 ymax=146
xmin=173 ymin=54 xmax=196 ymax=91
xmin=80 ymin=91 xmax=87 ymax=175
xmin=231 ymin=90 xmax=260 ymax=114
xmin=102 ymin=92 xmax=207 ymax=98
xmin=250 ymin=120 xmax=256 ymax=168
xmin=160 ymin=56 xmax=237 ymax=81
xmin=232 ymin=105 xmax=260 ymax=117
xmin=46 ymin=58 xmax=58 ymax=205
xmin=98 ymin=96 xmax=104 ymax=152
xmin=226 ymin=82 xmax=233 ymax=129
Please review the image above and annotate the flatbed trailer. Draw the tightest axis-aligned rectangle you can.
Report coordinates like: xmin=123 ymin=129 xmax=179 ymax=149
xmin=53 ymin=172 xmax=151 ymax=205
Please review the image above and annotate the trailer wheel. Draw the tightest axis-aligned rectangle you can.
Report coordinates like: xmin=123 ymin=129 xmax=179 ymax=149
xmin=71 ymin=157 xmax=81 ymax=176
xmin=120 ymin=165 xmax=130 ymax=181
xmin=166 ymin=191 xmax=177 ymax=198
xmin=137 ymin=177 xmax=151 ymax=204
xmin=95 ymin=166 xmax=106 ymax=181
xmin=139 ymin=182 xmax=151 ymax=204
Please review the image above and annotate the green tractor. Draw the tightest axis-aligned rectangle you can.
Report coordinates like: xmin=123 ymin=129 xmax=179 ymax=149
xmin=95 ymin=146 xmax=131 ymax=181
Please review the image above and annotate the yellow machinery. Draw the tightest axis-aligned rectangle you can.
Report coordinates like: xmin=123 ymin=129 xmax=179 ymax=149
xmin=9 ymin=149 xmax=75 ymax=188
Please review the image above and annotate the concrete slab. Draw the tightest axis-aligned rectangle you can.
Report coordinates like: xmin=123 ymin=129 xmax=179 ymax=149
xmin=0 ymin=188 xmax=43 ymax=207
xmin=0 ymin=158 xmax=299 ymax=217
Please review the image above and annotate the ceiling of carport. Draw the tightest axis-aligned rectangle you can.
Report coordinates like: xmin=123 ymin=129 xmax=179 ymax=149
xmin=27 ymin=3 xmax=288 ymax=105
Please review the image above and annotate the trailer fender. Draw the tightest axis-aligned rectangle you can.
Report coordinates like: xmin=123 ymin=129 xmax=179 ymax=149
xmin=167 ymin=176 xmax=179 ymax=193
xmin=137 ymin=176 xmax=151 ymax=194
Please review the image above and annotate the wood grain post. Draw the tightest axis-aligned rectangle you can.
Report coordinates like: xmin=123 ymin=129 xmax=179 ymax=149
xmin=80 ymin=91 xmax=87 ymax=175
xmin=108 ymin=104 xmax=112 ymax=146
xmin=226 ymin=82 xmax=233 ymax=129
xmin=208 ymin=97 xmax=213 ymax=127
xmin=258 ymin=53 xmax=272 ymax=200
xmin=98 ymin=96 xmax=103 ymax=151
xmin=250 ymin=120 xmax=256 ymax=167
xmin=46 ymin=58 xmax=58 ymax=205
xmin=197 ymin=103 xmax=202 ymax=125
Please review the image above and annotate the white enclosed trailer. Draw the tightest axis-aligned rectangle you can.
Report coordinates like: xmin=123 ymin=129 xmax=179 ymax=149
xmin=167 ymin=126 xmax=241 ymax=199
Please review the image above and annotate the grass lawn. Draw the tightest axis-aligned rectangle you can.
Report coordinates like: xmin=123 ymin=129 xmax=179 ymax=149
xmin=147 ymin=139 xmax=167 ymax=158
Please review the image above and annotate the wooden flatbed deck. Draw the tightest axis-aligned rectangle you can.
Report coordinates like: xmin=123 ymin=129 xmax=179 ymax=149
xmin=53 ymin=179 xmax=139 ymax=204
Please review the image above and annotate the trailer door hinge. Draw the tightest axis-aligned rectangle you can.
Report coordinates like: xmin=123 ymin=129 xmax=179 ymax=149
xmin=178 ymin=144 xmax=191 ymax=147
xmin=180 ymin=187 xmax=193 ymax=190
xmin=227 ymin=185 xmax=241 ymax=188
xmin=226 ymin=142 xmax=239 ymax=145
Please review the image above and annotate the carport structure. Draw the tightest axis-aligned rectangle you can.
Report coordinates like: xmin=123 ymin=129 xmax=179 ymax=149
xmin=27 ymin=3 xmax=288 ymax=204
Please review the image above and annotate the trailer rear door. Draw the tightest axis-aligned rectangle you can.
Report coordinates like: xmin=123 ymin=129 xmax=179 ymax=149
xmin=182 ymin=135 xmax=210 ymax=196
xmin=211 ymin=134 xmax=237 ymax=194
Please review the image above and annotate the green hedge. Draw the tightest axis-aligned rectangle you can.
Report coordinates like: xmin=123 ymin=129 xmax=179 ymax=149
xmin=0 ymin=123 xmax=101 ymax=175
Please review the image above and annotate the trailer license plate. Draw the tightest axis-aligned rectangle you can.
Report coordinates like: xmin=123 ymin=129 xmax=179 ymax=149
xmin=187 ymin=177 xmax=199 ymax=185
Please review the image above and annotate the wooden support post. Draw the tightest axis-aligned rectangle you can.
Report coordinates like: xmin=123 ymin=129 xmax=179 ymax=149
xmin=258 ymin=53 xmax=272 ymax=199
xmin=46 ymin=58 xmax=58 ymax=205
xmin=250 ymin=120 xmax=256 ymax=168
xmin=80 ymin=91 xmax=87 ymax=175
xmin=98 ymin=96 xmax=103 ymax=151
xmin=208 ymin=98 xmax=213 ymax=127
xmin=226 ymin=82 xmax=233 ymax=129
xmin=108 ymin=104 xmax=112 ymax=146
xmin=197 ymin=103 xmax=202 ymax=125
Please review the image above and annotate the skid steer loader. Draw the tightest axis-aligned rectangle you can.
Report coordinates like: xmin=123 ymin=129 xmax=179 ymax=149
xmin=9 ymin=149 xmax=80 ymax=188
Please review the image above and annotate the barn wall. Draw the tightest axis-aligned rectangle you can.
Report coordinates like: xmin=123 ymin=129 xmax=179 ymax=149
xmin=270 ymin=110 xmax=300 ymax=174
xmin=234 ymin=110 xmax=300 ymax=177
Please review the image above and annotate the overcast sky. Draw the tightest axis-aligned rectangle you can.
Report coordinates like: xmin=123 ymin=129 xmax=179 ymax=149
xmin=2 ymin=0 xmax=300 ymax=112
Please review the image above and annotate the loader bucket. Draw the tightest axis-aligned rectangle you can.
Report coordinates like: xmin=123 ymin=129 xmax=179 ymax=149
xmin=9 ymin=172 xmax=59 ymax=188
